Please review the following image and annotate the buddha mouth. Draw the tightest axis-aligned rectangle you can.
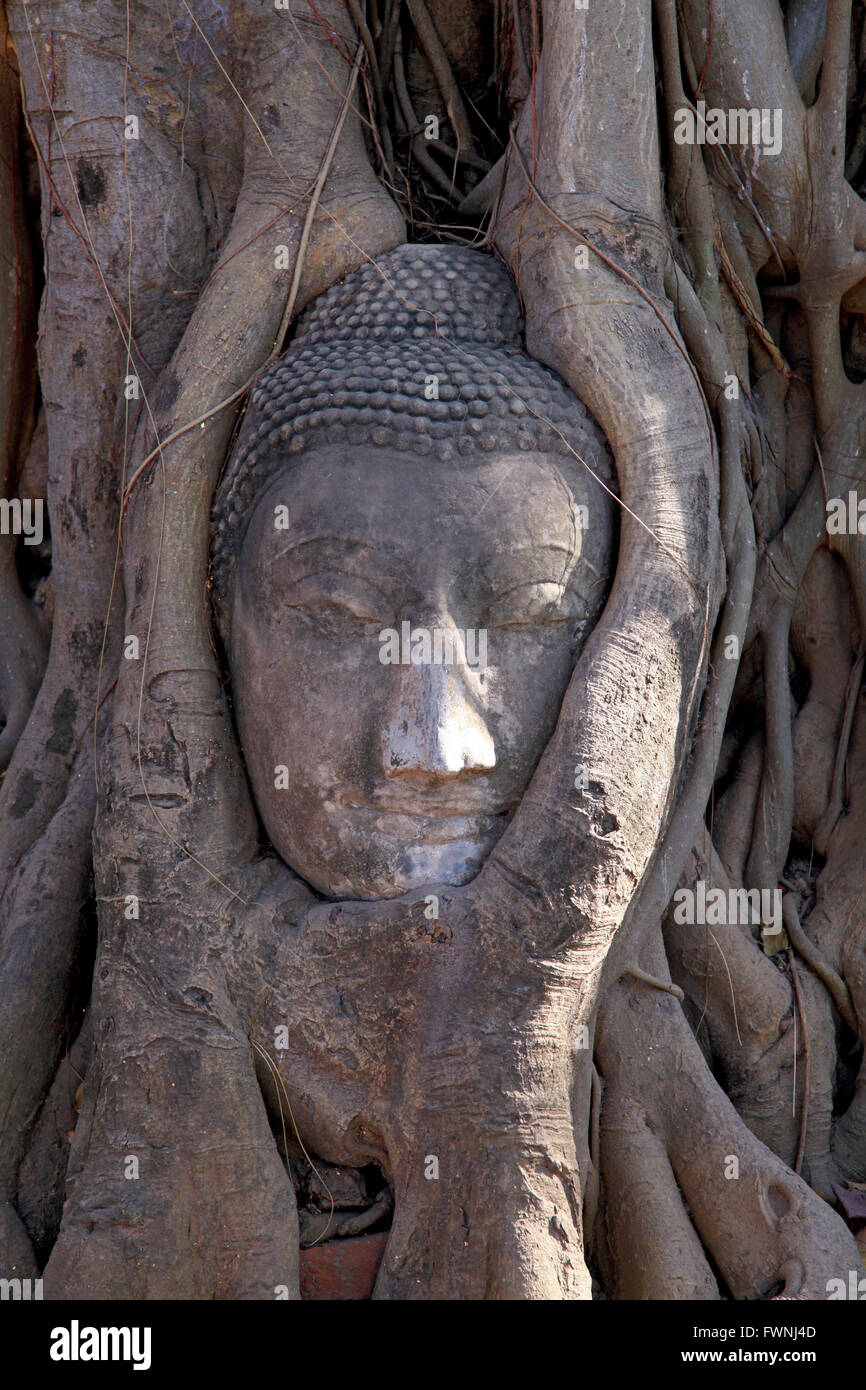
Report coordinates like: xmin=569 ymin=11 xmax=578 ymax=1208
xmin=339 ymin=796 xmax=512 ymax=845
xmin=341 ymin=788 xmax=515 ymax=816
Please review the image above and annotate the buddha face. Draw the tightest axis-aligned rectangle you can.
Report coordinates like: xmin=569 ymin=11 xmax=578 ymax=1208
xmin=230 ymin=442 xmax=613 ymax=899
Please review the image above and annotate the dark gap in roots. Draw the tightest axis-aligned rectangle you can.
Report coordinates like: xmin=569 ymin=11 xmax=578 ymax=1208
xmin=261 ymin=1075 xmax=394 ymax=1244
xmin=761 ymin=1275 xmax=787 ymax=1299
xmin=847 ymin=4 xmax=866 ymax=183
xmin=789 ymin=651 xmax=811 ymax=712
xmin=760 ymin=266 xmax=799 ymax=300
xmin=16 ymin=504 xmax=52 ymax=604
xmin=290 ymin=1154 xmax=393 ymax=1244
xmin=842 ymin=307 xmax=866 ymax=384
xmin=360 ymin=0 xmax=508 ymax=246
xmin=680 ymin=989 xmax=715 ymax=1066
xmin=833 ymin=1025 xmax=863 ymax=1118
xmin=22 ymin=102 xmax=45 ymax=317
xmin=67 ymin=884 xmax=98 ymax=1034
xmin=784 ymin=838 xmax=826 ymax=920
xmin=709 ymin=700 xmax=763 ymax=805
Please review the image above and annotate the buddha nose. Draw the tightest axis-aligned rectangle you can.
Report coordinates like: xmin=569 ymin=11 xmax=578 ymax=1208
xmin=382 ymin=623 xmax=495 ymax=778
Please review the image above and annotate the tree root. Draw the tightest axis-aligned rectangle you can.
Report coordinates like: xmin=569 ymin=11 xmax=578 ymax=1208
xmin=664 ymin=832 xmax=839 ymax=1191
xmin=814 ymin=642 xmax=865 ymax=853
xmin=784 ymin=895 xmax=858 ymax=1036
xmin=597 ymin=939 xmax=860 ymax=1299
xmin=598 ymin=1094 xmax=721 ymax=1299
xmin=624 ymin=966 xmax=684 ymax=1000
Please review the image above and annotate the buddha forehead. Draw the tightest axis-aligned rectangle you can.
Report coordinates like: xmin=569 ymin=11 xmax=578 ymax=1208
xmin=240 ymin=443 xmax=591 ymax=590
xmin=211 ymin=244 xmax=617 ymax=620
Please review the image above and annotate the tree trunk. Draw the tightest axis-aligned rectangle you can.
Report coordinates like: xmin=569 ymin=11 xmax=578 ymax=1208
xmin=1 ymin=0 xmax=865 ymax=1301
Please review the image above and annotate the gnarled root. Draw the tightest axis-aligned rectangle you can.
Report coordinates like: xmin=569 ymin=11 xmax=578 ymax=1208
xmin=596 ymin=930 xmax=859 ymax=1299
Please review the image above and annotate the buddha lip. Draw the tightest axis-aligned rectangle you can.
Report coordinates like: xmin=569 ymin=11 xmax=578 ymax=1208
xmin=341 ymin=801 xmax=506 ymax=848
xmin=340 ymin=796 xmax=508 ymax=820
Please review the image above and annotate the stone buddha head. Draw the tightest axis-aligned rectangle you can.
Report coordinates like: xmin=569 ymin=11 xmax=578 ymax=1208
xmin=212 ymin=245 xmax=616 ymax=900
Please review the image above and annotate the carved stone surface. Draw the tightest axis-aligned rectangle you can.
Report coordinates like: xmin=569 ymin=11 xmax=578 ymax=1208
xmin=212 ymin=244 xmax=617 ymax=899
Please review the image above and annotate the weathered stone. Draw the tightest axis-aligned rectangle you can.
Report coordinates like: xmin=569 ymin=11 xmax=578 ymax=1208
xmin=211 ymin=243 xmax=618 ymax=900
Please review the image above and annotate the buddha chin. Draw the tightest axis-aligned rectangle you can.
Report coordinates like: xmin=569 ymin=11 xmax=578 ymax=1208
xmin=299 ymin=803 xmax=508 ymax=901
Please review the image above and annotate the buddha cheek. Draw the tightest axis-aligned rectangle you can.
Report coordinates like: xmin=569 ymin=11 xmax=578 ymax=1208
xmin=236 ymin=634 xmax=389 ymax=876
xmin=482 ymin=631 xmax=579 ymax=782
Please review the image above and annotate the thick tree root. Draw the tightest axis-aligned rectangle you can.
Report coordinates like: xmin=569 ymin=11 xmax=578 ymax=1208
xmin=597 ymin=1092 xmax=721 ymax=1299
xmin=596 ymin=935 xmax=860 ymax=1299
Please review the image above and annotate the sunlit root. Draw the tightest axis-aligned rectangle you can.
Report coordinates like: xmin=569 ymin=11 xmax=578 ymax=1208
xmin=664 ymin=834 xmax=838 ymax=1190
xmin=597 ymin=933 xmax=859 ymax=1299
xmin=597 ymin=1092 xmax=720 ymax=1299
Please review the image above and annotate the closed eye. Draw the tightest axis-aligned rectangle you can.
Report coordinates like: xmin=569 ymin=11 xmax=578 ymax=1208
xmin=279 ymin=571 xmax=391 ymax=625
xmin=488 ymin=581 xmax=583 ymax=628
